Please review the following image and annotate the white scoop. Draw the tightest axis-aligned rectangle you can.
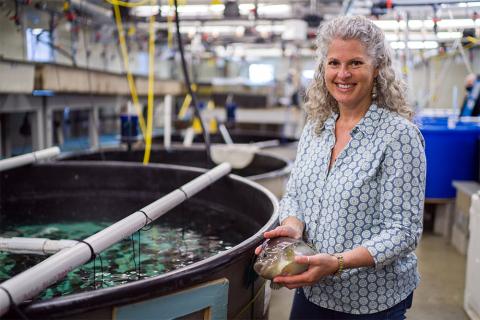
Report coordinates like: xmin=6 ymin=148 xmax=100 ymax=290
xmin=210 ymin=123 xmax=281 ymax=169
xmin=211 ymin=143 xmax=259 ymax=169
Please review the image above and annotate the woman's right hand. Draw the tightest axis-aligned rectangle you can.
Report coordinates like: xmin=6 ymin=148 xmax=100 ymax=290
xmin=254 ymin=224 xmax=303 ymax=255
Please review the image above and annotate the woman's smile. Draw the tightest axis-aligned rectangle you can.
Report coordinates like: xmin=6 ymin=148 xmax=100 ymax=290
xmin=325 ymin=39 xmax=378 ymax=111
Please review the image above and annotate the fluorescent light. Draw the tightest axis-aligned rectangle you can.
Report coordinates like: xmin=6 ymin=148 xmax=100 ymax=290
xmin=160 ymin=4 xmax=224 ymax=17
xmin=390 ymin=41 xmax=439 ymax=49
xmin=374 ymin=18 xmax=480 ymax=31
xmin=412 ymin=41 xmax=438 ymax=49
xmin=407 ymin=20 xmax=426 ymax=29
xmin=257 ymin=4 xmax=291 ymax=17
xmin=255 ymin=25 xmax=285 ymax=33
xmin=373 ymin=20 xmax=402 ymax=30
xmin=131 ymin=5 xmax=160 ymax=17
xmin=458 ymin=1 xmax=480 ymax=7
xmin=179 ymin=25 xmax=238 ymax=34
xmin=437 ymin=19 xmax=476 ymax=28
xmin=436 ymin=31 xmax=463 ymax=39
xmin=385 ymin=31 xmax=462 ymax=41
xmin=385 ymin=33 xmax=399 ymax=41
xmin=239 ymin=4 xmax=255 ymax=15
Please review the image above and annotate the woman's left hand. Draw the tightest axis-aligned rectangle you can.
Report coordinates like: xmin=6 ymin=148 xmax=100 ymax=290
xmin=273 ymin=253 xmax=339 ymax=289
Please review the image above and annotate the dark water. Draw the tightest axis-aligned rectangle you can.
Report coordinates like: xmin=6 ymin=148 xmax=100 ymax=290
xmin=0 ymin=220 xmax=242 ymax=300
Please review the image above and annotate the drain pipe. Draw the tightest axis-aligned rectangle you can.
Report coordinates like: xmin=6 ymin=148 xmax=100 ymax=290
xmin=0 ymin=237 xmax=78 ymax=255
xmin=0 ymin=162 xmax=231 ymax=317
xmin=0 ymin=147 xmax=60 ymax=172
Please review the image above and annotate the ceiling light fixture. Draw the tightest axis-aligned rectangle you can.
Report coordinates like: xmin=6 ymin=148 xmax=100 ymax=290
xmin=374 ymin=18 xmax=480 ymax=31
xmin=131 ymin=5 xmax=160 ymax=17
xmin=390 ymin=41 xmax=439 ymax=49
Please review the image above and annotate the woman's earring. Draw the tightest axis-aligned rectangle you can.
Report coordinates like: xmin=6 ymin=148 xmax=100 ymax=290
xmin=372 ymin=81 xmax=378 ymax=100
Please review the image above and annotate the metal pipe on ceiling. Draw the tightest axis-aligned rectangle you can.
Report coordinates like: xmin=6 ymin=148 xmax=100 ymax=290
xmin=70 ymin=0 xmax=112 ymax=22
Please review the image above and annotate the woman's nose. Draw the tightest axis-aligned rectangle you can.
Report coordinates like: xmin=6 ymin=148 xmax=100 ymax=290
xmin=338 ymin=66 xmax=351 ymax=79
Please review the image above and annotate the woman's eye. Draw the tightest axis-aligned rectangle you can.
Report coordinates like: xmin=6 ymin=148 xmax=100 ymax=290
xmin=351 ymin=60 xmax=363 ymax=67
xmin=328 ymin=61 xmax=339 ymax=66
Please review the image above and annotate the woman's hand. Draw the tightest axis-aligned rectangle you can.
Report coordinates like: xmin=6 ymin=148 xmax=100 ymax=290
xmin=272 ymin=253 xmax=339 ymax=289
xmin=254 ymin=224 xmax=303 ymax=255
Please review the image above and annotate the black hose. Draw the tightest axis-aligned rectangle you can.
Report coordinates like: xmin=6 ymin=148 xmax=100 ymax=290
xmin=173 ymin=0 xmax=212 ymax=162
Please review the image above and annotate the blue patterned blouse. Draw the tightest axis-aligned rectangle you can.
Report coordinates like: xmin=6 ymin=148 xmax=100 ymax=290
xmin=279 ymin=104 xmax=426 ymax=314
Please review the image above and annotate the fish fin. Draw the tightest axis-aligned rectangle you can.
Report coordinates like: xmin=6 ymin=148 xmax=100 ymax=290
xmin=270 ymin=282 xmax=283 ymax=290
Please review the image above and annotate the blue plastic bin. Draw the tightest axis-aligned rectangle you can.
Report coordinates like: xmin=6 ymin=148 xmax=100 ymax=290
xmin=414 ymin=115 xmax=449 ymax=127
xmin=420 ymin=122 xmax=480 ymax=199
xmin=120 ymin=114 xmax=139 ymax=142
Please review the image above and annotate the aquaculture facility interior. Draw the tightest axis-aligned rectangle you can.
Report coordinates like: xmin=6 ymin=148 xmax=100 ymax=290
xmin=0 ymin=0 xmax=480 ymax=319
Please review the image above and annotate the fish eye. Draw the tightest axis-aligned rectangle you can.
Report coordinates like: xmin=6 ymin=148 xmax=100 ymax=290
xmin=261 ymin=252 xmax=267 ymax=258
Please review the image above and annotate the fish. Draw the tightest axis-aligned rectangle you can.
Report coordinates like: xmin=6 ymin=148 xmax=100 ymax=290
xmin=253 ymin=237 xmax=316 ymax=289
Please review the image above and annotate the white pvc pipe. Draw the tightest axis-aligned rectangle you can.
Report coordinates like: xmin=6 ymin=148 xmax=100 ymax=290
xmin=0 ymin=162 xmax=231 ymax=316
xmin=218 ymin=123 xmax=234 ymax=145
xmin=0 ymin=237 xmax=78 ymax=255
xmin=183 ymin=127 xmax=195 ymax=146
xmin=0 ymin=147 xmax=60 ymax=172
xmin=164 ymin=95 xmax=172 ymax=149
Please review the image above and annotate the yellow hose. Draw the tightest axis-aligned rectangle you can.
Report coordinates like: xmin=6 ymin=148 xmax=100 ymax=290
xmin=178 ymin=94 xmax=192 ymax=119
xmin=105 ymin=0 xmax=152 ymax=8
xmin=466 ymin=36 xmax=478 ymax=44
xmin=112 ymin=3 xmax=147 ymax=140
xmin=143 ymin=2 xmax=156 ymax=165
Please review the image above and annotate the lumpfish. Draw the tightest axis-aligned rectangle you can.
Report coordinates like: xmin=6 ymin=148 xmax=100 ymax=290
xmin=253 ymin=237 xmax=316 ymax=289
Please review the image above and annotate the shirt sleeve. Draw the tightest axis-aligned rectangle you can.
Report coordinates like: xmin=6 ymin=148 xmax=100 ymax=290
xmin=278 ymin=121 xmax=314 ymax=224
xmin=362 ymin=124 xmax=426 ymax=269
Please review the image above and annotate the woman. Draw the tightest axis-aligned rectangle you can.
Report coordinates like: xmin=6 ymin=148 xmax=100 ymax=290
xmin=257 ymin=16 xmax=426 ymax=319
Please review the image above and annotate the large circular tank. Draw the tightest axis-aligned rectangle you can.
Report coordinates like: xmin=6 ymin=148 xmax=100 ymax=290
xmin=0 ymin=162 xmax=278 ymax=319
xmin=59 ymin=145 xmax=291 ymax=198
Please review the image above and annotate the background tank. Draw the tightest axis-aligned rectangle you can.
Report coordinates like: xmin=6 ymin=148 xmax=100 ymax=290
xmin=153 ymin=129 xmax=299 ymax=161
xmin=59 ymin=145 xmax=291 ymax=198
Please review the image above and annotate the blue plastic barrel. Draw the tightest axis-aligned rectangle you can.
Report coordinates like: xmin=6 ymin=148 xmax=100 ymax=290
xmin=420 ymin=122 xmax=480 ymax=199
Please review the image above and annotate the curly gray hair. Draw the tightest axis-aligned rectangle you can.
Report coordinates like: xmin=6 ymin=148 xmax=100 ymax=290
xmin=304 ymin=15 xmax=413 ymax=134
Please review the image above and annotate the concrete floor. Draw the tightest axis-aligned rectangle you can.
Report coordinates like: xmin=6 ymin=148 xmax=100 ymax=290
xmin=268 ymin=232 xmax=469 ymax=319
